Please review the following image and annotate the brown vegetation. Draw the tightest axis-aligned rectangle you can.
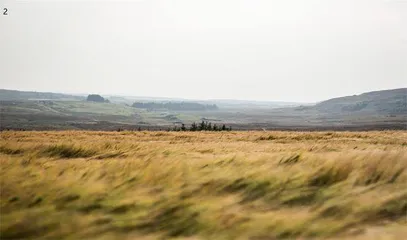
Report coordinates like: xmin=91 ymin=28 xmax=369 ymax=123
xmin=1 ymin=131 xmax=406 ymax=239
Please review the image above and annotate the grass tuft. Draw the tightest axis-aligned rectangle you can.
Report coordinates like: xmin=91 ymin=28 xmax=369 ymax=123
xmin=110 ymin=204 xmax=135 ymax=214
xmin=257 ymin=135 xmax=277 ymax=141
xmin=0 ymin=145 xmax=24 ymax=155
xmin=223 ymin=178 xmax=272 ymax=202
xmin=28 ymin=197 xmax=43 ymax=207
xmin=367 ymin=193 xmax=407 ymax=221
xmin=355 ymin=157 xmax=406 ymax=185
xmin=317 ymin=202 xmax=352 ymax=219
xmin=279 ymin=154 xmax=301 ymax=165
xmin=136 ymin=201 xmax=202 ymax=237
xmin=1 ymin=220 xmax=59 ymax=240
xmin=308 ymin=165 xmax=351 ymax=187
xmin=40 ymin=144 xmax=97 ymax=158
xmin=78 ymin=203 xmax=103 ymax=214
xmin=280 ymin=188 xmax=319 ymax=206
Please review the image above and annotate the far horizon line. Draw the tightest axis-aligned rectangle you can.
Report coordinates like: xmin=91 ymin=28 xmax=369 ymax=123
xmin=0 ymin=87 xmax=314 ymax=104
xmin=1 ymin=87 xmax=406 ymax=105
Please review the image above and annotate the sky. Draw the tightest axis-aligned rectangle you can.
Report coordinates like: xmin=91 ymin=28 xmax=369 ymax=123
xmin=0 ymin=0 xmax=406 ymax=103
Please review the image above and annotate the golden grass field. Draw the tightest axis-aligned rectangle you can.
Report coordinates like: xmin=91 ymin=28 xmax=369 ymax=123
xmin=1 ymin=131 xmax=406 ymax=240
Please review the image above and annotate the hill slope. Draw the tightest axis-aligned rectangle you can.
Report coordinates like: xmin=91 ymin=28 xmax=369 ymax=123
xmin=0 ymin=88 xmax=406 ymax=130
xmin=314 ymin=88 xmax=407 ymax=114
xmin=0 ymin=89 xmax=84 ymax=101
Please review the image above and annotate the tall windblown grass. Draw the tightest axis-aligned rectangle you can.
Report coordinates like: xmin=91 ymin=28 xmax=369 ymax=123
xmin=39 ymin=144 xmax=97 ymax=158
xmin=0 ymin=130 xmax=406 ymax=239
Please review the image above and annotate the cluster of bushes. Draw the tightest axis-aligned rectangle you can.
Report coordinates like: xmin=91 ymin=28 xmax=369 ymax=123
xmin=87 ymin=94 xmax=109 ymax=103
xmin=132 ymin=102 xmax=218 ymax=111
xmin=170 ymin=121 xmax=232 ymax=132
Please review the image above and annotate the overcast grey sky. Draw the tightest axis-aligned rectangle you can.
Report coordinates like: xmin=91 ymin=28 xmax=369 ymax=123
xmin=0 ymin=0 xmax=406 ymax=102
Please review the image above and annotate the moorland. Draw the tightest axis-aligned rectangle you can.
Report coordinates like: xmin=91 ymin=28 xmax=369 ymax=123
xmin=1 ymin=130 xmax=406 ymax=239
xmin=0 ymin=88 xmax=406 ymax=131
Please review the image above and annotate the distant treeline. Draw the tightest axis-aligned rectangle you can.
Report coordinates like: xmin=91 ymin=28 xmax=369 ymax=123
xmin=114 ymin=121 xmax=231 ymax=132
xmin=132 ymin=102 xmax=218 ymax=111
xmin=169 ymin=121 xmax=231 ymax=132
xmin=87 ymin=94 xmax=110 ymax=103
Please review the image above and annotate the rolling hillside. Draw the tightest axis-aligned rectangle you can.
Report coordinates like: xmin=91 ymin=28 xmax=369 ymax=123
xmin=0 ymin=88 xmax=406 ymax=130
xmin=314 ymin=88 xmax=407 ymax=114
xmin=0 ymin=89 xmax=84 ymax=101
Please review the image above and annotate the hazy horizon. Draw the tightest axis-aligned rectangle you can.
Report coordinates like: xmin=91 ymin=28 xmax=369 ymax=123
xmin=1 ymin=0 xmax=406 ymax=102
xmin=1 ymin=86 xmax=406 ymax=104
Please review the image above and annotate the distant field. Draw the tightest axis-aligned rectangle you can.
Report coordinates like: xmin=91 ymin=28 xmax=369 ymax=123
xmin=0 ymin=100 xmax=206 ymax=129
xmin=1 ymin=100 xmax=406 ymax=131
xmin=1 ymin=131 xmax=407 ymax=239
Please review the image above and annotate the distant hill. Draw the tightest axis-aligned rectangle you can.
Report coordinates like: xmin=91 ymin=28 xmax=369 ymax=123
xmin=314 ymin=88 xmax=407 ymax=115
xmin=0 ymin=88 xmax=405 ymax=131
xmin=0 ymin=89 xmax=84 ymax=101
